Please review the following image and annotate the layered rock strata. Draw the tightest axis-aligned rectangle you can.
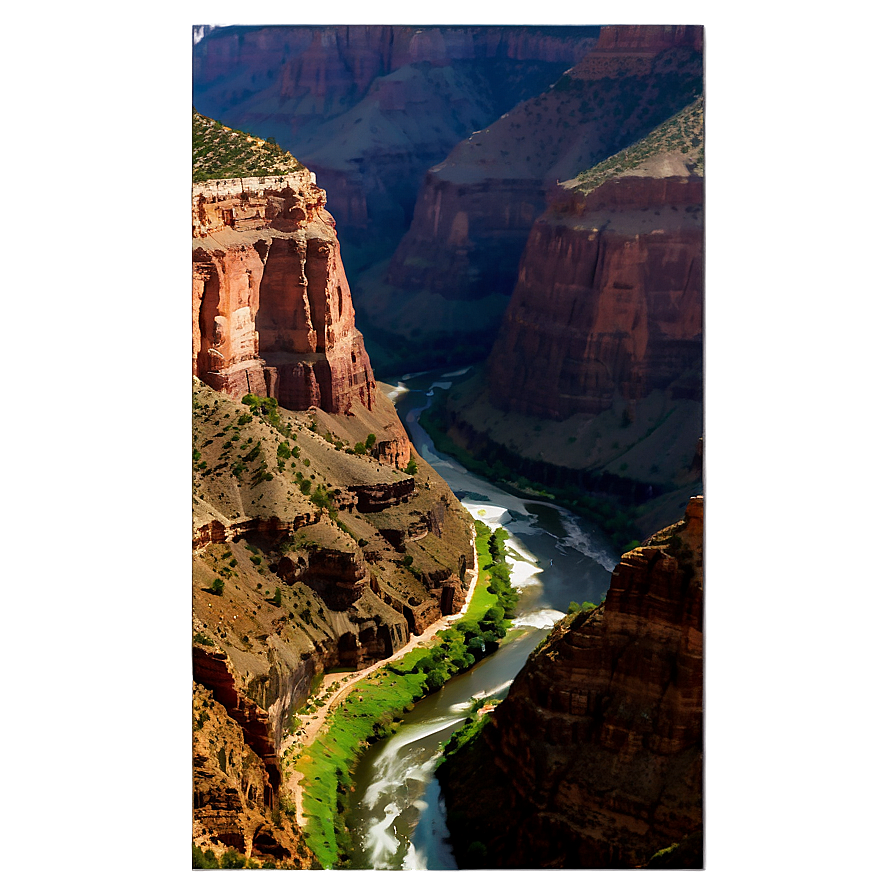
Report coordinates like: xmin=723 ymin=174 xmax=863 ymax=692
xmin=385 ymin=25 xmax=703 ymax=321
xmin=192 ymin=25 xmax=600 ymax=232
xmin=487 ymin=170 xmax=703 ymax=419
xmin=192 ymin=171 xmax=376 ymax=413
xmin=438 ymin=496 xmax=704 ymax=868
xmin=192 ymin=374 xmax=475 ymax=860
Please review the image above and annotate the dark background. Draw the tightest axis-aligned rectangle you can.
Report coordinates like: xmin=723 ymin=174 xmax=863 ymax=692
xmin=0 ymin=2 xmax=896 ymax=894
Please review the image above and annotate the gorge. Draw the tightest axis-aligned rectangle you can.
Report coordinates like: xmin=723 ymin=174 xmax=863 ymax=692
xmin=192 ymin=24 xmax=704 ymax=871
xmin=437 ymin=496 xmax=704 ymax=868
xmin=192 ymin=116 xmax=475 ymax=866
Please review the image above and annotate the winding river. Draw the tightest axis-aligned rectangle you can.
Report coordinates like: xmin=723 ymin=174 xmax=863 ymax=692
xmin=344 ymin=368 xmax=618 ymax=870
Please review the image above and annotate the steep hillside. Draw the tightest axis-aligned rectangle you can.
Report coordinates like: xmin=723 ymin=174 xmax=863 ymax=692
xmin=192 ymin=139 xmax=475 ymax=864
xmin=192 ymin=110 xmax=304 ymax=181
xmin=371 ymin=26 xmax=703 ymax=366
xmin=424 ymin=95 xmax=704 ymax=546
xmin=437 ymin=497 xmax=704 ymax=868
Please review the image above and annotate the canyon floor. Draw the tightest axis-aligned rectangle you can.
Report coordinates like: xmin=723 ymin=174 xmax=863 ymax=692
xmin=280 ymin=552 xmax=479 ymax=827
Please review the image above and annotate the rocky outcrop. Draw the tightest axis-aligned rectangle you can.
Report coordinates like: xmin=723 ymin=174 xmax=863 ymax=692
xmin=383 ymin=25 xmax=703 ymax=341
xmin=193 ymin=683 xmax=310 ymax=865
xmin=486 ymin=173 xmax=703 ymax=419
xmin=192 ymin=172 xmax=376 ymax=413
xmin=348 ymin=476 xmax=416 ymax=513
xmin=438 ymin=497 xmax=704 ymax=868
xmin=192 ymin=375 xmax=476 ymax=857
xmin=192 ymin=511 xmax=317 ymax=552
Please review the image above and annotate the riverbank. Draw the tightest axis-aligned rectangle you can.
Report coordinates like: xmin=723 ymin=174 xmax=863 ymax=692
xmin=278 ymin=540 xmax=480 ymax=827
xmin=418 ymin=385 xmax=701 ymax=553
xmin=282 ymin=521 xmax=511 ymax=868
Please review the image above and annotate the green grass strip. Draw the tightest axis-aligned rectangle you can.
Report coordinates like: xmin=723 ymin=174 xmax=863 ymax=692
xmin=295 ymin=520 xmax=512 ymax=868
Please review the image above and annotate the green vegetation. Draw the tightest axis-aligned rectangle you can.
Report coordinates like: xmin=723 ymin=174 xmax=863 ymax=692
xmin=296 ymin=521 xmax=518 ymax=868
xmin=571 ymin=95 xmax=704 ymax=194
xmin=208 ymin=578 xmax=224 ymax=596
xmin=192 ymin=844 xmax=263 ymax=869
xmin=405 ymin=456 xmax=418 ymax=475
xmin=567 ymin=600 xmax=598 ymax=615
xmin=193 ymin=631 xmax=215 ymax=647
xmin=440 ymin=711 xmax=493 ymax=765
xmin=192 ymin=111 xmax=304 ymax=182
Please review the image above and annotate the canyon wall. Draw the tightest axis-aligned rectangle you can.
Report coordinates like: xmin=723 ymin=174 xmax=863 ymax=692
xmin=192 ymin=172 xmax=376 ymax=413
xmin=438 ymin=496 xmax=704 ymax=868
xmin=193 ymin=26 xmax=599 ymax=235
xmin=487 ymin=172 xmax=703 ymax=419
xmin=384 ymin=26 xmax=703 ymax=328
xmin=192 ymin=160 xmax=477 ymax=862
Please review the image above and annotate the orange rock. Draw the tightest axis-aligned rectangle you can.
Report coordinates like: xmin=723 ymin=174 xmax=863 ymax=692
xmin=192 ymin=172 xmax=376 ymax=414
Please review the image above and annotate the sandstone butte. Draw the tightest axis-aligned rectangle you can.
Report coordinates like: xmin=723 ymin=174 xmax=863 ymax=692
xmin=383 ymin=25 xmax=704 ymax=319
xmin=486 ymin=142 xmax=703 ymax=420
xmin=192 ymin=170 xmax=376 ymax=414
xmin=191 ymin=170 xmax=476 ymax=866
xmin=438 ymin=496 xmax=704 ymax=868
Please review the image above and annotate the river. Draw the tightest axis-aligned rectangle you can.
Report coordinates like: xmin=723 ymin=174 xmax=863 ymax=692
xmin=344 ymin=367 xmax=618 ymax=869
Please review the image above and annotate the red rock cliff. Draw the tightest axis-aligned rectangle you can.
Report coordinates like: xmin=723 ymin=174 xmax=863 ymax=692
xmin=438 ymin=496 xmax=704 ymax=868
xmin=385 ymin=25 xmax=703 ymax=314
xmin=486 ymin=170 xmax=703 ymax=419
xmin=192 ymin=171 xmax=376 ymax=413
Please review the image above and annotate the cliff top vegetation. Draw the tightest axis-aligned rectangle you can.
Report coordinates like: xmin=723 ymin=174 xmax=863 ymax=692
xmin=569 ymin=95 xmax=703 ymax=194
xmin=192 ymin=110 xmax=304 ymax=182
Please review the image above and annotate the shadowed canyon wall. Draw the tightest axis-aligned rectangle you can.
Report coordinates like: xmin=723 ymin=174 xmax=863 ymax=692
xmin=438 ymin=496 xmax=704 ymax=868
xmin=487 ymin=172 xmax=703 ymax=420
xmin=193 ymin=25 xmax=600 ymax=236
xmin=383 ymin=25 xmax=703 ymax=341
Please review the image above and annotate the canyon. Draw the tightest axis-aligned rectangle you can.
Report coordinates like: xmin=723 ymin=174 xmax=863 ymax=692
xmin=376 ymin=25 xmax=704 ymax=359
xmin=427 ymin=97 xmax=704 ymax=544
xmin=437 ymin=496 xmax=704 ymax=868
xmin=190 ymin=27 xmax=705 ymax=870
xmin=191 ymin=127 xmax=474 ymax=864
xmin=192 ymin=25 xmax=599 ymax=245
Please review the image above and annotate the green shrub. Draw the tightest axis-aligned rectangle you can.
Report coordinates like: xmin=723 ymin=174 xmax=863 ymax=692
xmin=192 ymin=844 xmax=219 ymax=869
xmin=209 ymin=579 xmax=224 ymax=596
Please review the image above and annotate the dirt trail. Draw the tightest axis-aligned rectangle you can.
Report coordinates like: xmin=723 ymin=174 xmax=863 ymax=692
xmin=280 ymin=548 xmax=480 ymax=826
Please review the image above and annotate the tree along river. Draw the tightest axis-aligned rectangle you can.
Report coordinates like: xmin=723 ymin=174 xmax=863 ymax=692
xmin=344 ymin=368 xmax=618 ymax=869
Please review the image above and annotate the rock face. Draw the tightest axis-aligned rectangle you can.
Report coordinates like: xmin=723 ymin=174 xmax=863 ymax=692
xmin=438 ymin=497 xmax=704 ymax=868
xmin=192 ymin=171 xmax=376 ymax=413
xmin=192 ymin=373 xmax=475 ymax=861
xmin=192 ymin=26 xmax=600 ymax=234
xmin=193 ymin=683 xmax=310 ymax=865
xmin=487 ymin=173 xmax=703 ymax=420
xmin=383 ymin=25 xmax=703 ymax=335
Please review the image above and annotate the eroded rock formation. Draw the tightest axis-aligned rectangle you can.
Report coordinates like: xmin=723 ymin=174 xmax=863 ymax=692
xmin=438 ymin=496 xmax=704 ymax=868
xmin=384 ymin=25 xmax=703 ymax=329
xmin=487 ymin=173 xmax=703 ymax=420
xmin=192 ymin=171 xmax=376 ymax=413
xmin=192 ymin=373 xmax=475 ymax=860
xmin=193 ymin=26 xmax=600 ymax=233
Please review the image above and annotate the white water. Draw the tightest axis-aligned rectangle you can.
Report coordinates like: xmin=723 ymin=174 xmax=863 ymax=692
xmin=347 ymin=370 xmax=618 ymax=869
